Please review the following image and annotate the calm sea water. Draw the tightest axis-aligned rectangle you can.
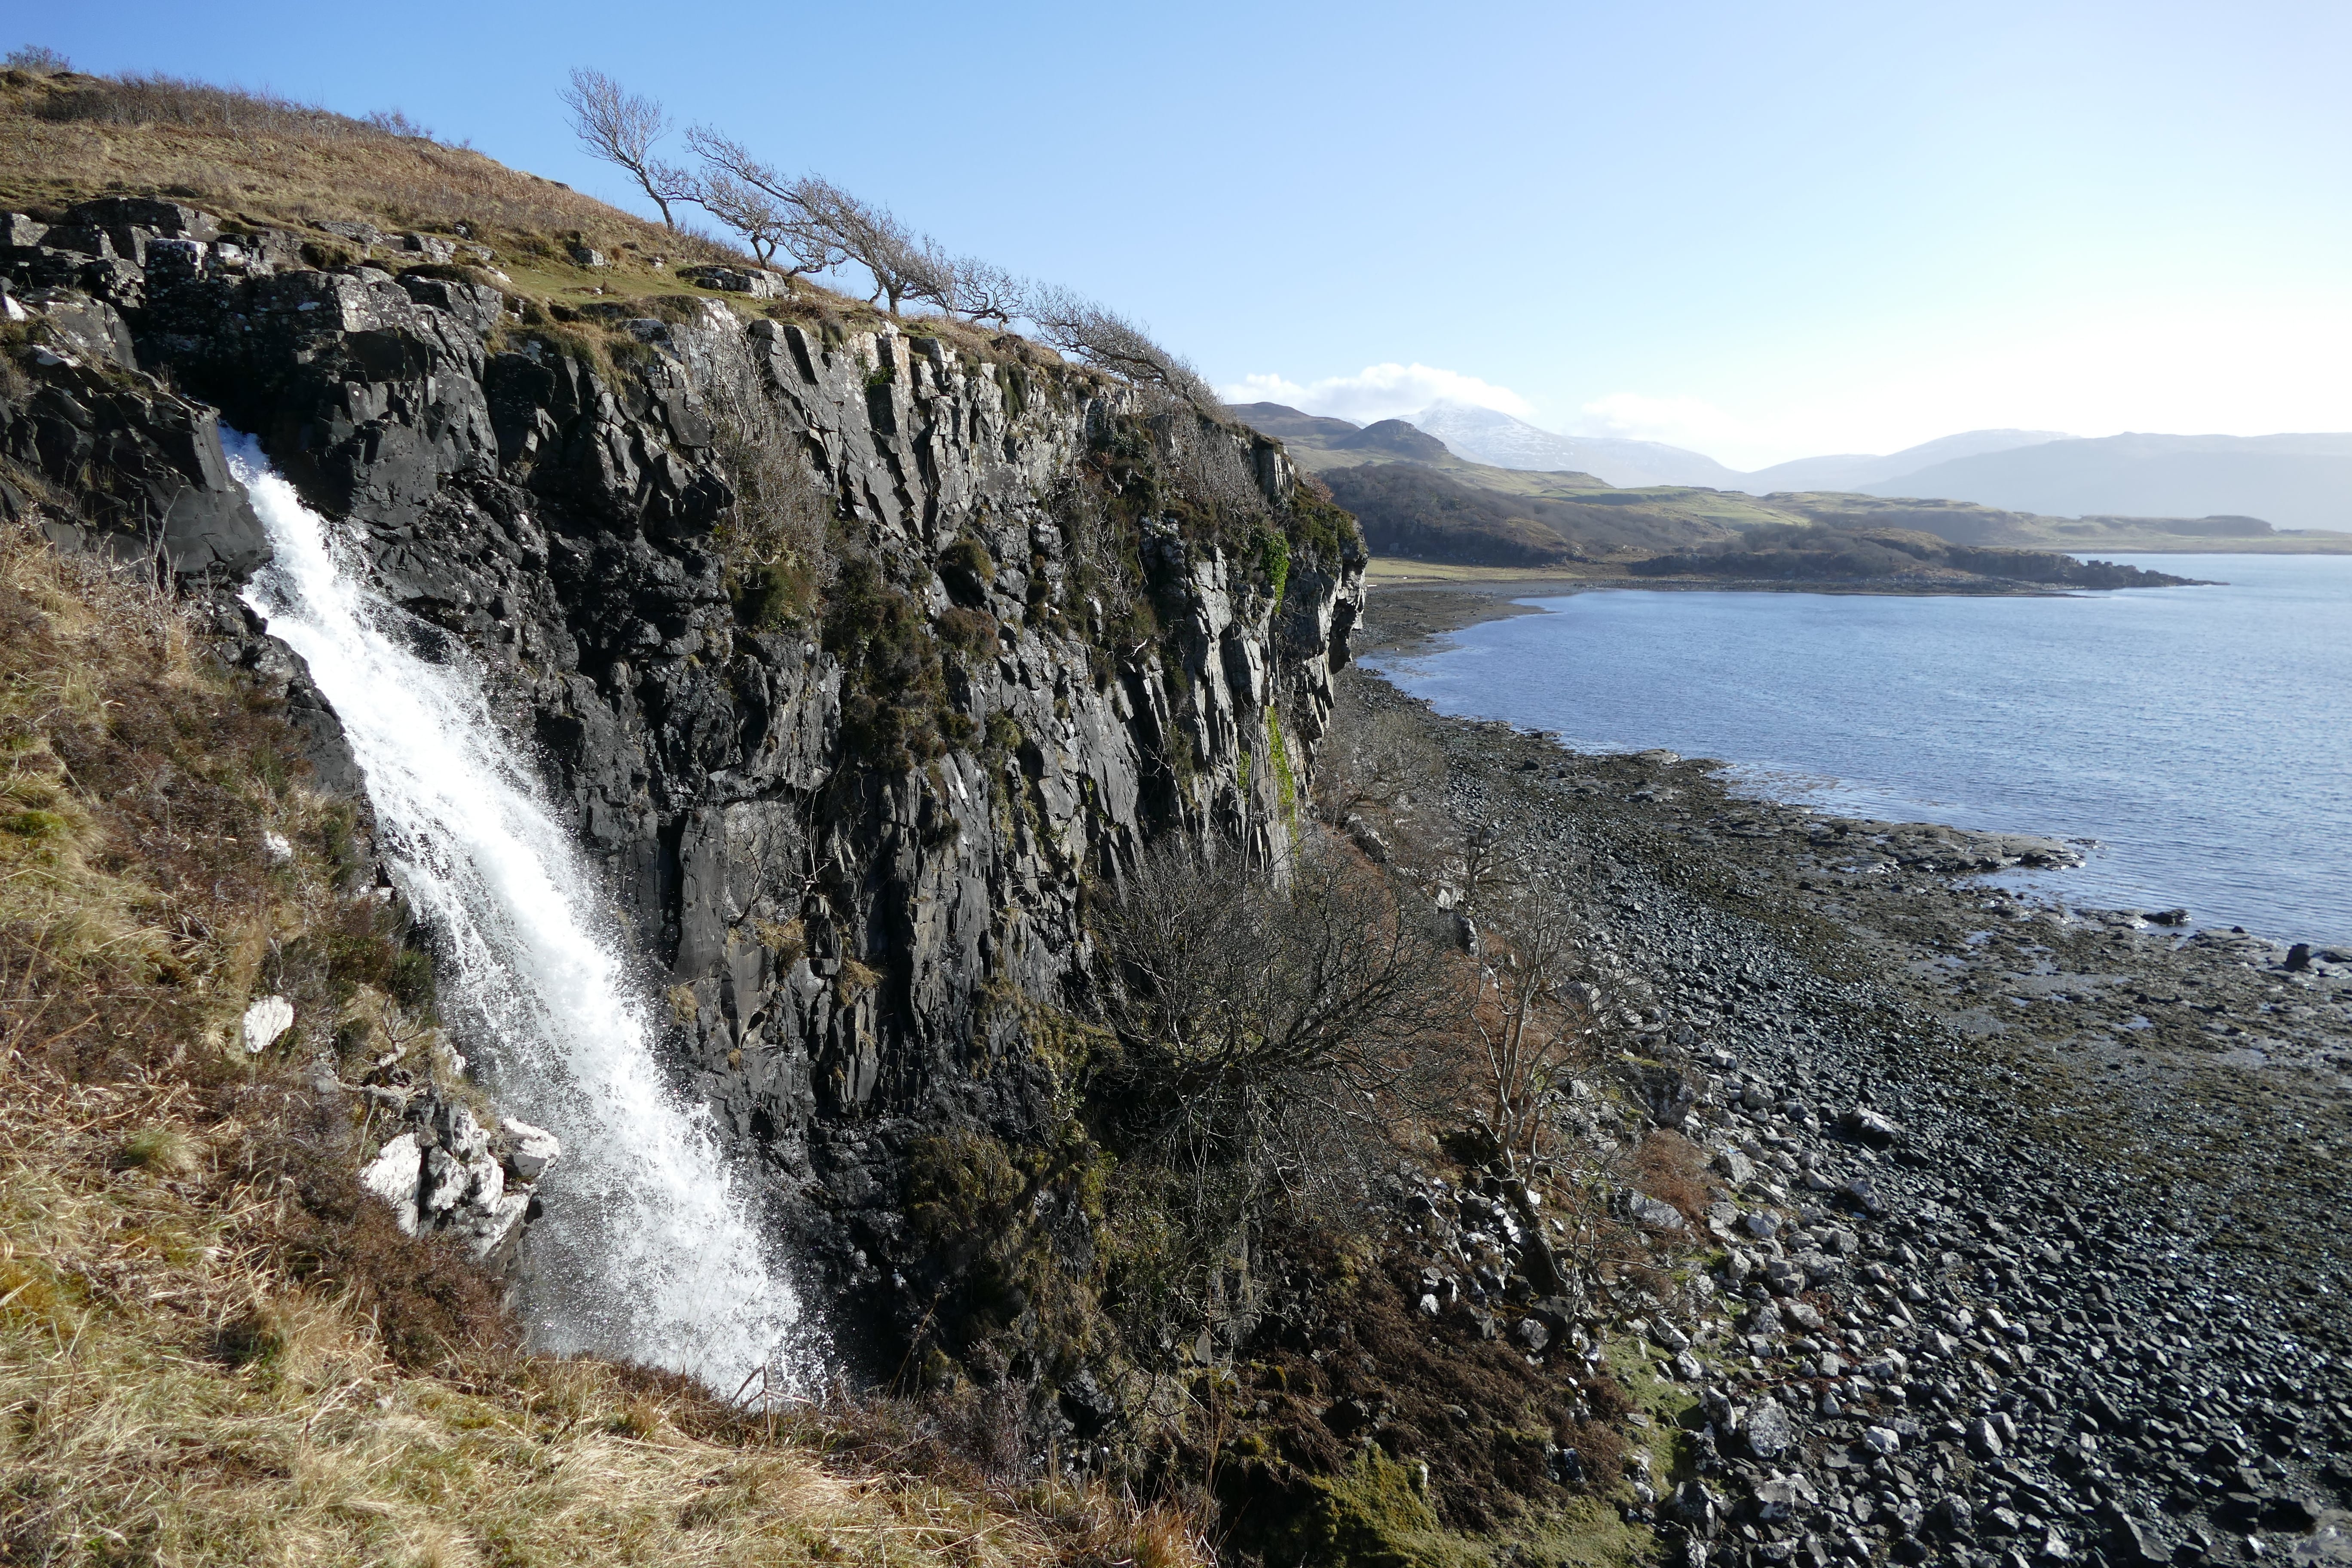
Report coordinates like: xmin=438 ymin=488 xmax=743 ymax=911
xmin=1368 ymin=555 xmax=2352 ymax=947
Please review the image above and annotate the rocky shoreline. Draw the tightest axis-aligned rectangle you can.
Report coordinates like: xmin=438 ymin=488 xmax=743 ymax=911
xmin=1332 ymin=596 xmax=2351 ymax=1566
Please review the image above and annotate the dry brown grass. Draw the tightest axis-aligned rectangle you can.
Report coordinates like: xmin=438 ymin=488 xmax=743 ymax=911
xmin=0 ymin=68 xmax=735 ymax=270
xmin=0 ymin=508 xmax=1208 ymax=1565
xmin=0 ymin=68 xmax=1090 ymax=383
xmin=1626 ymin=1130 xmax=1715 ymax=1225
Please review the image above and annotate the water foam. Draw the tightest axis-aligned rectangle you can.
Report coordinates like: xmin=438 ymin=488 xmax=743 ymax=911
xmin=231 ymin=436 xmax=805 ymax=1392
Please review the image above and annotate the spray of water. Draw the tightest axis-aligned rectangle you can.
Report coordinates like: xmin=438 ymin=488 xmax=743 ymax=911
xmin=230 ymin=435 xmax=805 ymax=1392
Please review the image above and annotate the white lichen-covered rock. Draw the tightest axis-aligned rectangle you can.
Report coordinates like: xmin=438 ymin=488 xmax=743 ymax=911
xmin=359 ymin=1132 xmax=423 ymax=1234
xmin=240 ymin=995 xmax=294 ymax=1054
xmin=499 ymin=1118 xmax=561 ymax=1182
xmin=464 ymin=1191 xmax=532 ymax=1262
xmin=421 ymin=1144 xmax=470 ymax=1214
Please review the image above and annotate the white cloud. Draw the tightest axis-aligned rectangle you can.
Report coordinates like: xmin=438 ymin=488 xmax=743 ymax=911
xmin=1218 ymin=363 xmax=1534 ymax=426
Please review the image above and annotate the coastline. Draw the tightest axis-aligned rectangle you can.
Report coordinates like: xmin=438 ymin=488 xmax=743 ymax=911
xmin=1329 ymin=661 xmax=2352 ymax=1559
xmin=1339 ymin=585 xmax=2352 ymax=1287
xmin=1356 ymin=570 xmax=2125 ymax=659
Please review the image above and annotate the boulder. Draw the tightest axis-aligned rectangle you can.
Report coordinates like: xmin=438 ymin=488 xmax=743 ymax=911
xmin=677 ymin=263 xmax=788 ymax=299
xmin=1629 ymin=1192 xmax=1687 ymax=1231
xmin=500 ymin=1118 xmax=562 ymax=1182
xmin=1842 ymin=1106 xmax=1902 ymax=1148
xmin=359 ymin=1133 xmax=424 ymax=1233
xmin=1742 ymin=1399 xmax=1796 ymax=1459
xmin=240 ymin=995 xmax=294 ymax=1054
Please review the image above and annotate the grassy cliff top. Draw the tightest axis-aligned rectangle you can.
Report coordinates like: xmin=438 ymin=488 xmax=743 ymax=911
xmin=0 ymin=67 xmax=720 ymax=263
xmin=0 ymin=66 xmax=1087 ymax=377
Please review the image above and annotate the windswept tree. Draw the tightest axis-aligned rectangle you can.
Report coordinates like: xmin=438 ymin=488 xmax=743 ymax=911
xmin=794 ymin=177 xmax=950 ymax=315
xmin=946 ymin=256 xmax=1024 ymax=327
xmin=559 ymin=67 xmax=694 ymax=230
xmin=682 ymin=129 xmax=846 ymax=278
xmin=1025 ymin=285 xmax=1215 ymax=407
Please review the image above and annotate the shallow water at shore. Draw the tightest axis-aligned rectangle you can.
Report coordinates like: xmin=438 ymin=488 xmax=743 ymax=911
xmin=1367 ymin=554 xmax=2352 ymax=946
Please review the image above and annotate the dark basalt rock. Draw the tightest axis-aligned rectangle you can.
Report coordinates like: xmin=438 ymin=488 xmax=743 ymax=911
xmin=3 ymin=202 xmax=1367 ymax=1397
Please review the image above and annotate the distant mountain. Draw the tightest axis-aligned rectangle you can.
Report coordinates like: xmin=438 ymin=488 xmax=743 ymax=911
xmin=1333 ymin=419 xmax=1452 ymax=461
xmin=1222 ymin=401 xmax=2352 ymax=559
xmin=1858 ymin=433 xmax=2352 ymax=532
xmin=1411 ymin=401 xmax=1746 ymax=489
xmin=1740 ymin=430 xmax=2070 ymax=493
xmin=1225 ymin=402 xmax=1363 ymax=446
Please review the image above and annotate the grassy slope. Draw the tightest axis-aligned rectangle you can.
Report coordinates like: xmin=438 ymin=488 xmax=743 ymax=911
xmin=0 ymin=509 xmax=1200 ymax=1566
xmin=0 ymin=68 xmax=1059 ymax=379
xmin=1771 ymin=490 xmax=2352 ymax=554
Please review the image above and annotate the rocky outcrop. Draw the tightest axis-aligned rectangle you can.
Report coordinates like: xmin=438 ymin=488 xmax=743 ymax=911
xmin=356 ymin=1093 xmax=561 ymax=1271
xmin=3 ymin=197 xmax=1365 ymax=1366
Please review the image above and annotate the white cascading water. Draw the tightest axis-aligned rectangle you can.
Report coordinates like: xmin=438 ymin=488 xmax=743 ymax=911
xmin=229 ymin=435 xmax=805 ymax=1393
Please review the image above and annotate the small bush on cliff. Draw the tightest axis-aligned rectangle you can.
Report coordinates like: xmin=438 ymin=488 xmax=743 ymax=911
xmin=706 ymin=379 xmax=838 ymax=630
xmin=824 ymin=552 xmax=968 ymax=770
xmin=1088 ymin=843 xmax=1459 ymax=1357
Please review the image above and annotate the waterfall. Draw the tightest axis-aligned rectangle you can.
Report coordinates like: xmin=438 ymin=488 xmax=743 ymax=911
xmin=230 ymin=436 xmax=807 ymax=1393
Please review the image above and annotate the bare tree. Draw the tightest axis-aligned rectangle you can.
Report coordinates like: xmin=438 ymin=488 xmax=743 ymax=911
xmin=694 ymin=169 xmax=794 ymax=267
xmin=946 ymin=256 xmax=1023 ymax=326
xmin=559 ymin=68 xmax=694 ymax=230
xmin=797 ymin=178 xmax=947 ymax=314
xmin=682 ymin=137 xmax=948 ymax=314
xmin=1024 ymin=285 xmax=1215 ymax=407
xmin=681 ymin=129 xmax=847 ymax=278
xmin=1314 ymin=709 xmax=1446 ymax=827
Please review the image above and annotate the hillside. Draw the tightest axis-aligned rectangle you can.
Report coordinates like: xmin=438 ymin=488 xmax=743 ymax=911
xmin=1235 ymin=402 xmax=2338 ymax=573
xmin=1319 ymin=464 xmax=1744 ymax=564
xmin=1855 ymin=432 xmax=2352 ymax=533
xmin=1738 ymin=429 xmax=2069 ymax=493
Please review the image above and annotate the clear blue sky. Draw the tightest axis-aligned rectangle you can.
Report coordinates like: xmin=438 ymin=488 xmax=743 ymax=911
xmin=17 ymin=1 xmax=2350 ymax=466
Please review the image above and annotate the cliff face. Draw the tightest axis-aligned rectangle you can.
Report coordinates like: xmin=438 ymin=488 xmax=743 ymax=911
xmin=1 ymin=200 xmax=1364 ymax=1351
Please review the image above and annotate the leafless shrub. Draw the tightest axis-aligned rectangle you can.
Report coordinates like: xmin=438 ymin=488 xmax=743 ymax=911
xmin=36 ymin=73 xmax=362 ymax=137
xmin=1314 ymin=709 xmax=1446 ymax=826
xmin=363 ymin=107 xmax=435 ymax=140
xmin=1151 ymin=409 xmax=1270 ymax=525
xmin=1092 ymin=840 xmax=1458 ymax=1345
xmin=559 ymin=67 xmax=696 ymax=230
xmin=6 ymin=45 xmax=70 ymax=76
xmin=1057 ymin=478 xmax=1139 ymax=633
